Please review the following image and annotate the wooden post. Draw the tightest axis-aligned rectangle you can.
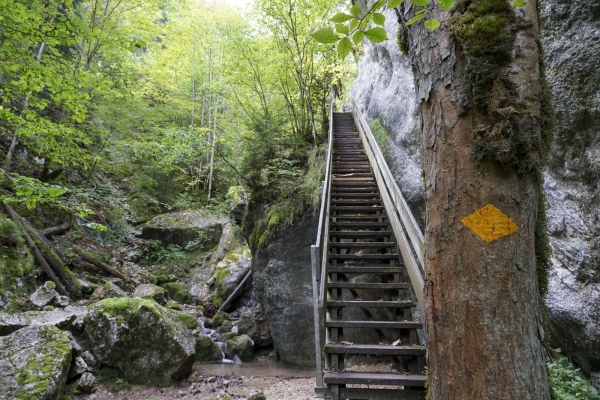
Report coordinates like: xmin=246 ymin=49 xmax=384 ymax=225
xmin=311 ymin=244 xmax=324 ymax=387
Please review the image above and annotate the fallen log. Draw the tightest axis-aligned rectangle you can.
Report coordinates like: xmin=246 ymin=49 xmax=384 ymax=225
xmin=72 ymin=246 xmax=131 ymax=283
xmin=22 ymin=220 xmax=82 ymax=299
xmin=2 ymin=204 xmax=68 ymax=297
xmin=217 ymin=269 xmax=252 ymax=313
xmin=23 ymin=219 xmax=69 ymax=264
xmin=41 ymin=222 xmax=71 ymax=237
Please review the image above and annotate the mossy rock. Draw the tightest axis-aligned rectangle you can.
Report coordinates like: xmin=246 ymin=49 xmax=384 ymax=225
xmin=172 ymin=312 xmax=198 ymax=330
xmin=211 ymin=311 xmax=228 ymax=328
xmin=84 ymin=297 xmax=196 ymax=383
xmin=160 ymin=282 xmax=192 ymax=305
xmin=194 ymin=335 xmax=222 ymax=362
xmin=221 ymin=332 xmax=238 ymax=341
xmin=133 ymin=284 xmax=169 ymax=306
xmin=0 ymin=325 xmax=72 ymax=399
xmin=225 ymin=334 xmax=254 ymax=362
xmin=166 ymin=300 xmax=182 ymax=311
xmin=217 ymin=320 xmax=232 ymax=333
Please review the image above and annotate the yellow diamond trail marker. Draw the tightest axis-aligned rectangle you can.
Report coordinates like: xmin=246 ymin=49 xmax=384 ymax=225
xmin=461 ymin=204 xmax=518 ymax=243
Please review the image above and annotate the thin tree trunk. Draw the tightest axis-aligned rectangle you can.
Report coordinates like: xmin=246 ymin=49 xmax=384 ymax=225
xmin=207 ymin=97 xmax=218 ymax=202
xmin=4 ymin=42 xmax=46 ymax=169
xmin=72 ymin=246 xmax=131 ymax=282
xmin=405 ymin=1 xmax=551 ymax=398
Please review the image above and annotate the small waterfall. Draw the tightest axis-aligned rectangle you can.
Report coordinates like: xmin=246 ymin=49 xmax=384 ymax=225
xmin=198 ymin=320 xmax=234 ymax=364
xmin=246 ymin=282 xmax=259 ymax=308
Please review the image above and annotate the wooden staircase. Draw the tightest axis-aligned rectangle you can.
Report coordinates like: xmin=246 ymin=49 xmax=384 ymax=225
xmin=312 ymin=107 xmax=427 ymax=400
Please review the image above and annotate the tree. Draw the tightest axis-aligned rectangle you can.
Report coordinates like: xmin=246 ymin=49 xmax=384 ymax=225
xmin=403 ymin=0 xmax=551 ymax=398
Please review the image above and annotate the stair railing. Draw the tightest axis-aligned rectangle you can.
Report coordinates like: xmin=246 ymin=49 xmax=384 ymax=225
xmin=350 ymin=95 xmax=426 ymax=316
xmin=311 ymin=86 xmax=334 ymax=389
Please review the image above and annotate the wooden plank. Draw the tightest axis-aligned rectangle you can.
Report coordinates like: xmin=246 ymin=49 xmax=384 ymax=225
xmin=328 ymin=254 xmax=399 ymax=261
xmin=339 ymin=388 xmax=426 ymax=400
xmin=330 ymin=206 xmax=383 ymax=212
xmin=327 ymin=282 xmax=410 ymax=289
xmin=326 ymin=320 xmax=423 ymax=329
xmin=329 ymin=242 xmax=395 ymax=248
xmin=327 ymin=266 xmax=404 ymax=274
xmin=330 ymin=222 xmax=388 ymax=228
xmin=311 ymin=245 xmax=324 ymax=387
xmin=324 ymin=344 xmax=425 ymax=355
xmin=327 ymin=300 xmax=414 ymax=308
xmin=331 ymin=199 xmax=382 ymax=204
xmin=324 ymin=372 xmax=426 ymax=386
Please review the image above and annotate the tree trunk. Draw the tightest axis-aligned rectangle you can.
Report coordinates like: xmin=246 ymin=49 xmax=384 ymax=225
xmin=405 ymin=0 xmax=551 ymax=398
xmin=72 ymin=246 xmax=131 ymax=282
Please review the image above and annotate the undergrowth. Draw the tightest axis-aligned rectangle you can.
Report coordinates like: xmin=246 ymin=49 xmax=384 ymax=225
xmin=548 ymin=353 xmax=600 ymax=400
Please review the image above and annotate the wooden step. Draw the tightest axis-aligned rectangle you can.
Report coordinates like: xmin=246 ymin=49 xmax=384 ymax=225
xmin=331 ymin=193 xmax=380 ymax=198
xmin=327 ymin=282 xmax=410 ymax=289
xmin=331 ymin=199 xmax=382 ymax=205
xmin=328 ymin=267 xmax=404 ymax=274
xmin=328 ymin=231 xmax=392 ymax=237
xmin=331 ymin=182 xmax=378 ymax=187
xmin=323 ymin=372 xmax=426 ymax=387
xmin=330 ymin=206 xmax=383 ymax=212
xmin=324 ymin=344 xmax=425 ymax=356
xmin=329 ymin=254 xmax=399 ymax=261
xmin=330 ymin=222 xmax=388 ymax=229
xmin=329 ymin=242 xmax=395 ymax=248
xmin=330 ymin=215 xmax=388 ymax=221
xmin=327 ymin=300 xmax=414 ymax=308
xmin=332 ymin=388 xmax=427 ymax=400
xmin=325 ymin=320 xmax=423 ymax=329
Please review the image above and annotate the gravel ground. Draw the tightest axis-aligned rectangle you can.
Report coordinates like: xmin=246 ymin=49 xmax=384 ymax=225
xmin=78 ymin=362 xmax=315 ymax=400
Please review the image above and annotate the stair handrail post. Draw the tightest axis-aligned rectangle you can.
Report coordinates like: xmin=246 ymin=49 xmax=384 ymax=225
xmin=349 ymin=95 xmax=427 ymax=318
xmin=312 ymin=84 xmax=335 ymax=390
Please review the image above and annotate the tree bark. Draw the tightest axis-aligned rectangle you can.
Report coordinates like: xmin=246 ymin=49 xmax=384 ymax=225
xmin=404 ymin=1 xmax=551 ymax=398
xmin=41 ymin=222 xmax=71 ymax=237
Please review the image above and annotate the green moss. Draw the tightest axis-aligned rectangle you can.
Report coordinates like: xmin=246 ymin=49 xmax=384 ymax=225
xmin=450 ymin=0 xmax=514 ymax=106
xmin=210 ymin=292 xmax=223 ymax=308
xmin=160 ymin=282 xmax=192 ymax=304
xmin=173 ymin=312 xmax=198 ymax=329
xmin=194 ymin=335 xmax=221 ymax=362
xmin=211 ymin=311 xmax=228 ymax=328
xmin=0 ymin=215 xmax=36 ymax=297
xmin=222 ymin=332 xmax=238 ymax=341
xmin=396 ymin=25 xmax=409 ymax=56
xmin=548 ymin=355 xmax=599 ymax=399
xmin=89 ymin=297 xmax=164 ymax=319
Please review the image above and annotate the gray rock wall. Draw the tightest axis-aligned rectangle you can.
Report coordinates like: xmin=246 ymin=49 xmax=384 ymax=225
xmin=539 ymin=0 xmax=600 ymax=377
xmin=244 ymin=203 xmax=316 ymax=368
xmin=350 ymin=0 xmax=600 ymax=383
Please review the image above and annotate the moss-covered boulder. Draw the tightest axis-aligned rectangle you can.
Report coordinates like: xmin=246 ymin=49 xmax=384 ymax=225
xmin=0 ymin=325 xmax=72 ymax=399
xmin=212 ymin=247 xmax=251 ymax=302
xmin=171 ymin=312 xmax=198 ymax=330
xmin=133 ymin=284 xmax=169 ymax=306
xmin=217 ymin=320 xmax=232 ymax=333
xmin=226 ymin=334 xmax=254 ymax=362
xmin=194 ymin=335 xmax=222 ymax=362
xmin=138 ymin=210 xmax=224 ymax=249
xmin=211 ymin=311 xmax=228 ymax=328
xmin=84 ymin=297 xmax=195 ymax=384
xmin=28 ymin=281 xmax=58 ymax=309
xmin=161 ymin=282 xmax=192 ymax=305
xmin=238 ymin=305 xmax=273 ymax=349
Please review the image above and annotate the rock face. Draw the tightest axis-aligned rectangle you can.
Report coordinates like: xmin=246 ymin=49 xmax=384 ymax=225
xmin=539 ymin=0 xmax=600 ymax=380
xmin=244 ymin=204 xmax=317 ymax=367
xmin=0 ymin=307 xmax=88 ymax=335
xmin=138 ymin=210 xmax=224 ymax=249
xmin=84 ymin=297 xmax=196 ymax=383
xmin=0 ymin=325 xmax=72 ymax=400
xmin=133 ymin=283 xmax=169 ymax=306
xmin=28 ymin=281 xmax=59 ymax=309
xmin=350 ymin=3 xmax=423 ymax=224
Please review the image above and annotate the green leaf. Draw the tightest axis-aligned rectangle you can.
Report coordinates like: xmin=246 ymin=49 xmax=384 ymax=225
xmin=311 ymin=27 xmax=340 ymax=44
xmin=373 ymin=0 xmax=386 ymax=11
xmin=353 ymin=31 xmax=365 ymax=45
xmin=406 ymin=13 xmax=427 ymax=25
xmin=350 ymin=5 xmax=362 ymax=17
xmin=350 ymin=18 xmax=360 ymax=30
xmin=134 ymin=39 xmax=147 ymax=48
xmin=513 ymin=0 xmax=526 ymax=7
xmin=330 ymin=12 xmax=354 ymax=23
xmin=335 ymin=23 xmax=350 ymax=34
xmin=410 ymin=0 xmax=430 ymax=5
xmin=388 ymin=0 xmax=404 ymax=8
xmin=439 ymin=0 xmax=454 ymax=11
xmin=373 ymin=13 xmax=386 ymax=26
xmin=337 ymin=37 xmax=353 ymax=60
xmin=364 ymin=27 xmax=388 ymax=43
xmin=424 ymin=18 xmax=440 ymax=31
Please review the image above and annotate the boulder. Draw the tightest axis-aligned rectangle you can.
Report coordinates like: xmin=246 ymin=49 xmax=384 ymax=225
xmin=133 ymin=283 xmax=169 ymax=306
xmin=238 ymin=305 xmax=273 ymax=349
xmin=85 ymin=297 xmax=196 ymax=383
xmin=244 ymin=204 xmax=317 ymax=367
xmin=0 ymin=307 xmax=88 ymax=335
xmin=138 ymin=210 xmax=225 ymax=249
xmin=28 ymin=281 xmax=58 ymax=309
xmin=103 ymin=282 xmax=128 ymax=298
xmin=225 ymin=334 xmax=254 ymax=362
xmin=194 ymin=335 xmax=222 ymax=362
xmin=68 ymin=356 xmax=90 ymax=379
xmin=247 ymin=390 xmax=267 ymax=400
xmin=76 ymin=372 xmax=96 ymax=394
xmin=0 ymin=325 xmax=72 ymax=399
xmin=161 ymin=282 xmax=192 ymax=304
xmin=212 ymin=247 xmax=252 ymax=302
xmin=211 ymin=311 xmax=228 ymax=328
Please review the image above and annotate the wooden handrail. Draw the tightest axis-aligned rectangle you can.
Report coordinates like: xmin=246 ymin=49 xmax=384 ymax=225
xmin=312 ymin=86 xmax=335 ymax=388
xmin=350 ymin=96 xmax=426 ymax=316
